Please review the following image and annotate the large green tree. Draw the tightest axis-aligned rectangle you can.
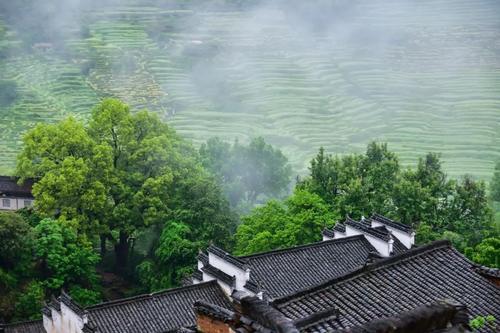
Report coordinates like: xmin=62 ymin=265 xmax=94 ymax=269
xmin=16 ymin=98 xmax=237 ymax=273
xmin=235 ymin=189 xmax=336 ymax=255
xmin=298 ymin=142 xmax=398 ymax=219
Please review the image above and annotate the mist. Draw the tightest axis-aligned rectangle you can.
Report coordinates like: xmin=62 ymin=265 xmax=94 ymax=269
xmin=0 ymin=0 xmax=499 ymax=178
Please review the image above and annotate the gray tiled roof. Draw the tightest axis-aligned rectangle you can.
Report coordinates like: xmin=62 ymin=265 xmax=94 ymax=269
xmin=0 ymin=176 xmax=33 ymax=197
xmin=391 ymin=235 xmax=408 ymax=255
xmin=371 ymin=213 xmax=414 ymax=233
xmin=207 ymin=245 xmax=247 ymax=270
xmin=86 ymin=280 xmax=232 ymax=333
xmin=345 ymin=218 xmax=391 ymax=241
xmin=238 ymin=235 xmax=377 ymax=298
xmin=202 ymin=264 xmax=235 ymax=286
xmin=273 ymin=240 xmax=500 ymax=333
xmin=1 ymin=320 xmax=44 ymax=333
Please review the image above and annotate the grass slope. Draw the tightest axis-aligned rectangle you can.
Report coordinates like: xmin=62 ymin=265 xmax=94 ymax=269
xmin=0 ymin=0 xmax=499 ymax=178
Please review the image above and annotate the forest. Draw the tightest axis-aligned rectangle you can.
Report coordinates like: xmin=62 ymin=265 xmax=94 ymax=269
xmin=0 ymin=99 xmax=498 ymax=323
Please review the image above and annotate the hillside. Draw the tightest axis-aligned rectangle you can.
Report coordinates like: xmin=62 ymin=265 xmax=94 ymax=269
xmin=0 ymin=0 xmax=499 ymax=177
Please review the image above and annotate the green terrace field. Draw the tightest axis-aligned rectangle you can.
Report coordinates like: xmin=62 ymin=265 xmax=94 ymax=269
xmin=0 ymin=0 xmax=499 ymax=178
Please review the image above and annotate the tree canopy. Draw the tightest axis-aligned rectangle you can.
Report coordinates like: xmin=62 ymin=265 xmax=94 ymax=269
xmin=240 ymin=143 xmax=496 ymax=256
xmin=16 ymin=99 xmax=237 ymax=274
xmin=235 ymin=189 xmax=336 ymax=255
xmin=199 ymin=137 xmax=292 ymax=212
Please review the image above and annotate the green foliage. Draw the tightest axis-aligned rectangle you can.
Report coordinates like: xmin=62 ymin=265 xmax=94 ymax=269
xmin=469 ymin=315 xmax=496 ymax=330
xmin=137 ymin=221 xmax=199 ymax=290
xmin=33 ymin=218 xmax=99 ymax=292
xmin=0 ymin=212 xmax=32 ymax=270
xmin=235 ymin=189 xmax=336 ymax=255
xmin=200 ymin=137 xmax=292 ymax=212
xmin=13 ymin=281 xmax=45 ymax=321
xmin=68 ymin=286 xmax=101 ymax=308
xmin=298 ymin=143 xmax=494 ymax=253
xmin=491 ymin=160 xmax=500 ymax=202
xmin=15 ymin=98 xmax=237 ymax=294
xmin=299 ymin=143 xmax=399 ymax=219
xmin=465 ymin=238 xmax=500 ymax=268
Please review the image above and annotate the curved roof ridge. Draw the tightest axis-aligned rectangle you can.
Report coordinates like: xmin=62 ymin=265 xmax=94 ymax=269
xmin=272 ymin=240 xmax=452 ymax=305
xmin=371 ymin=213 xmax=414 ymax=232
xmin=86 ymin=280 xmax=221 ymax=311
xmin=345 ymin=218 xmax=392 ymax=241
xmin=207 ymin=245 xmax=248 ymax=269
xmin=239 ymin=234 xmax=368 ymax=260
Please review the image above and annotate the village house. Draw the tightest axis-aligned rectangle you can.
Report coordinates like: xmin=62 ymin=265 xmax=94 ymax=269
xmin=1 ymin=214 xmax=499 ymax=333
xmin=0 ymin=176 xmax=33 ymax=211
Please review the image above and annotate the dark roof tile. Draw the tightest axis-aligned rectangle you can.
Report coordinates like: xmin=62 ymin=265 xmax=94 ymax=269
xmin=202 ymin=264 xmax=235 ymax=286
xmin=371 ymin=213 xmax=413 ymax=233
xmin=1 ymin=320 xmax=44 ymax=333
xmin=0 ymin=176 xmax=33 ymax=197
xmin=238 ymin=235 xmax=377 ymax=298
xmin=274 ymin=241 xmax=500 ymax=333
xmin=207 ymin=245 xmax=247 ymax=270
xmin=86 ymin=280 xmax=232 ymax=333
xmin=345 ymin=219 xmax=391 ymax=241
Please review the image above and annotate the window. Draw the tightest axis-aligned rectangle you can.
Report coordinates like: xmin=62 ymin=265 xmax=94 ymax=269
xmin=2 ymin=198 xmax=10 ymax=208
xmin=24 ymin=200 xmax=32 ymax=207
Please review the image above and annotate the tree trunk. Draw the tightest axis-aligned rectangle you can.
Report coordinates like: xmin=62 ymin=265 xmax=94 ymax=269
xmin=114 ymin=231 xmax=129 ymax=271
xmin=100 ymin=234 xmax=107 ymax=257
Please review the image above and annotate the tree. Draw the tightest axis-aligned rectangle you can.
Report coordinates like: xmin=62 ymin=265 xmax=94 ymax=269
xmin=235 ymin=189 xmax=336 ymax=255
xmin=33 ymin=218 xmax=100 ymax=293
xmin=0 ymin=212 xmax=32 ymax=270
xmin=299 ymin=142 xmax=398 ymax=219
xmin=446 ymin=176 xmax=492 ymax=245
xmin=0 ymin=212 xmax=35 ymax=322
xmin=465 ymin=238 xmax=500 ymax=268
xmin=491 ymin=160 xmax=500 ymax=202
xmin=16 ymin=117 xmax=111 ymax=235
xmin=16 ymin=98 xmax=237 ymax=276
xmin=13 ymin=281 xmax=44 ymax=321
xmin=137 ymin=221 xmax=199 ymax=290
xmin=200 ymin=137 xmax=292 ymax=211
xmin=235 ymin=200 xmax=288 ymax=255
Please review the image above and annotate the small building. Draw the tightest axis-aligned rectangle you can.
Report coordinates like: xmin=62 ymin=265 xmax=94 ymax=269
xmin=0 ymin=176 xmax=34 ymax=211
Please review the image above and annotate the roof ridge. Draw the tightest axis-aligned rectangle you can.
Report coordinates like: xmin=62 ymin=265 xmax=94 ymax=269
xmin=86 ymin=280 xmax=220 ymax=311
xmin=207 ymin=245 xmax=248 ymax=269
xmin=0 ymin=318 xmax=43 ymax=327
xmin=345 ymin=219 xmax=392 ymax=241
xmin=371 ymin=213 xmax=414 ymax=232
xmin=272 ymin=240 xmax=452 ymax=305
xmin=238 ymin=235 xmax=367 ymax=259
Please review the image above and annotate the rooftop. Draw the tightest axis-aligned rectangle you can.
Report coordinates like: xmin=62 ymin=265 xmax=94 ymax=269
xmin=0 ymin=176 xmax=33 ymax=198
xmin=0 ymin=319 xmax=44 ymax=333
xmin=237 ymin=235 xmax=377 ymax=298
xmin=273 ymin=240 xmax=500 ymax=333
xmin=85 ymin=280 xmax=232 ymax=333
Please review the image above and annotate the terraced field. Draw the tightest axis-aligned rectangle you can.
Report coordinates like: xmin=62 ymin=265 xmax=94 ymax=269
xmin=1 ymin=0 xmax=499 ymax=178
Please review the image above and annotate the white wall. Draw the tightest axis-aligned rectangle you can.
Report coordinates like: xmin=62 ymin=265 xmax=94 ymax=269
xmin=207 ymin=252 xmax=249 ymax=290
xmin=371 ymin=220 xmax=414 ymax=249
xmin=0 ymin=196 xmax=33 ymax=210
xmin=202 ymin=271 xmax=232 ymax=295
xmin=333 ymin=231 xmax=347 ymax=239
xmin=43 ymin=301 xmax=87 ymax=333
xmin=345 ymin=225 xmax=393 ymax=257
